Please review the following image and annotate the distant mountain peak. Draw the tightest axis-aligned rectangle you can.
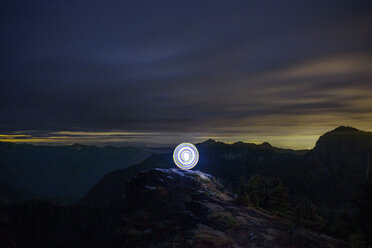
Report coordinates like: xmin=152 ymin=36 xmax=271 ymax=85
xmin=331 ymin=126 xmax=359 ymax=133
xmin=233 ymin=141 xmax=244 ymax=145
xmin=312 ymin=126 xmax=372 ymax=157
xmin=71 ymin=143 xmax=83 ymax=150
xmin=331 ymin=126 xmax=360 ymax=132
xmin=261 ymin=142 xmax=273 ymax=148
xmin=199 ymin=139 xmax=217 ymax=145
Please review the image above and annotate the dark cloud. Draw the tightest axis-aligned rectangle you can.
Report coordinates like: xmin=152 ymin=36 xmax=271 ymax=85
xmin=1 ymin=0 xmax=372 ymax=148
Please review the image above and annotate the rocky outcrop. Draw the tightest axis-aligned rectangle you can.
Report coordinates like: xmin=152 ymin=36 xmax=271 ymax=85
xmin=122 ymin=168 xmax=348 ymax=248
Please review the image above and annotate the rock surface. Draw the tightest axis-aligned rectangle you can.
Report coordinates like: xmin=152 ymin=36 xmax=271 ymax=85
xmin=123 ymin=168 xmax=348 ymax=248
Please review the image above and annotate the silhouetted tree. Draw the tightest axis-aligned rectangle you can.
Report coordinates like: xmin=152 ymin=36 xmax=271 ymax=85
xmin=238 ymin=174 xmax=289 ymax=211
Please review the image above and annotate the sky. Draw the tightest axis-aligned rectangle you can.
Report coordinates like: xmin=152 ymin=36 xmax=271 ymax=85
xmin=1 ymin=0 xmax=372 ymax=149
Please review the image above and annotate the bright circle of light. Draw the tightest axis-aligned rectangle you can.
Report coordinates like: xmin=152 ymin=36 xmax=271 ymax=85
xmin=173 ymin=143 xmax=199 ymax=170
xmin=182 ymin=151 xmax=190 ymax=161
xmin=177 ymin=147 xmax=194 ymax=166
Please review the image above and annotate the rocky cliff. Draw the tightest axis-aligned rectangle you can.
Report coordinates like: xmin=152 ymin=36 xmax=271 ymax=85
xmin=122 ymin=168 xmax=347 ymax=248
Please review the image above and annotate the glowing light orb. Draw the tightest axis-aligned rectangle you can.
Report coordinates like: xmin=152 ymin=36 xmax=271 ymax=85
xmin=173 ymin=143 xmax=199 ymax=170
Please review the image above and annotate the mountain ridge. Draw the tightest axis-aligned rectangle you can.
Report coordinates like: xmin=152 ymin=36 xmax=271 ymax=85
xmin=84 ymin=126 xmax=371 ymax=212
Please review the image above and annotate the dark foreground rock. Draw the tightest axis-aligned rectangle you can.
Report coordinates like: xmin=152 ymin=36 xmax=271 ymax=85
xmin=123 ymin=168 xmax=348 ymax=248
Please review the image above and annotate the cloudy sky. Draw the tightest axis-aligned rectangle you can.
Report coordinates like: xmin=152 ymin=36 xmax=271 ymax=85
xmin=1 ymin=0 xmax=372 ymax=148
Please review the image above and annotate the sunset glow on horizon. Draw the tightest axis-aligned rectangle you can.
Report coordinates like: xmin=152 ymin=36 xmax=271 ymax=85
xmin=1 ymin=123 xmax=371 ymax=150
